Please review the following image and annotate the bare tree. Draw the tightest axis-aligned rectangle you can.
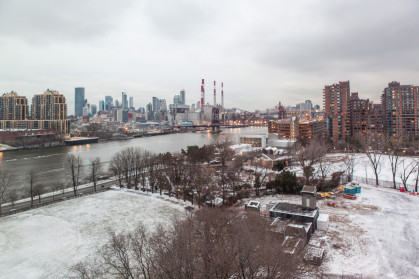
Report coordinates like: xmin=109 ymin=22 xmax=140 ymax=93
xmin=73 ymin=208 xmax=305 ymax=279
xmin=65 ymin=154 xmax=84 ymax=197
xmin=89 ymin=157 xmax=102 ymax=193
xmin=33 ymin=184 xmax=44 ymax=204
xmin=363 ymin=134 xmax=383 ymax=186
xmin=212 ymin=136 xmax=234 ymax=204
xmin=8 ymin=189 xmax=18 ymax=209
xmin=398 ymin=158 xmax=417 ymax=191
xmin=27 ymin=170 xmax=38 ymax=208
xmin=294 ymin=138 xmax=327 ymax=185
xmin=344 ymin=152 xmax=356 ymax=183
xmin=109 ymin=152 xmax=124 ymax=188
xmin=385 ymin=136 xmax=403 ymax=189
xmin=0 ymin=168 xmax=13 ymax=215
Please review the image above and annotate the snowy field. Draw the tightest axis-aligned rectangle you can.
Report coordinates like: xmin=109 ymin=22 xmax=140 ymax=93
xmin=243 ymin=185 xmax=419 ymax=278
xmin=0 ymin=190 xmax=185 ymax=279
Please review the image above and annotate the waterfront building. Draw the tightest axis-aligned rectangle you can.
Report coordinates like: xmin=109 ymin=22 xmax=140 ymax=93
xmin=32 ymin=89 xmax=67 ymax=120
xmin=323 ymin=81 xmax=351 ymax=146
xmin=75 ymin=87 xmax=86 ymax=117
xmin=0 ymin=92 xmax=28 ymax=120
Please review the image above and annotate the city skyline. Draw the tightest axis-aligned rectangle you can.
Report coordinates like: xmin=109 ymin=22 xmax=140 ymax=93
xmin=1 ymin=1 xmax=419 ymax=114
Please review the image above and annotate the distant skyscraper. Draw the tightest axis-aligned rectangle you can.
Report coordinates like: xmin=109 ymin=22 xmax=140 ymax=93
xmin=174 ymin=94 xmax=181 ymax=104
xmin=122 ymin=92 xmax=128 ymax=110
xmin=91 ymin=104 xmax=97 ymax=116
xmin=115 ymin=100 xmax=120 ymax=108
xmin=152 ymin=97 xmax=160 ymax=112
xmin=180 ymin=89 xmax=185 ymax=105
xmin=75 ymin=87 xmax=86 ymax=116
xmin=99 ymin=100 xmax=105 ymax=112
xmin=129 ymin=96 xmax=134 ymax=110
xmin=105 ymin=96 xmax=113 ymax=111
xmin=160 ymin=99 xmax=167 ymax=111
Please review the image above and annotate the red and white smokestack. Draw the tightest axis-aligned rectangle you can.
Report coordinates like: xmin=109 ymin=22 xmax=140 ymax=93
xmin=221 ymin=82 xmax=224 ymax=107
xmin=213 ymin=81 xmax=216 ymax=106
xmin=200 ymin=79 xmax=205 ymax=107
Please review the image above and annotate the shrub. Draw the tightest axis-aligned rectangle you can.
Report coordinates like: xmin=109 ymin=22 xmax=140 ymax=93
xmin=272 ymin=171 xmax=302 ymax=194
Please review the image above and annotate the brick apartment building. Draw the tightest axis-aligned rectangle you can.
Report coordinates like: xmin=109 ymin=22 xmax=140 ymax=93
xmin=381 ymin=81 xmax=419 ymax=139
xmin=323 ymin=81 xmax=351 ymax=146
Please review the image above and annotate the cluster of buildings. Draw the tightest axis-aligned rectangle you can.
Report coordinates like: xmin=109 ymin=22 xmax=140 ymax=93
xmin=267 ymin=80 xmax=419 ymax=148
xmin=0 ymin=90 xmax=69 ymax=133
xmin=0 ymin=90 xmax=69 ymax=146
xmin=323 ymin=81 xmax=419 ymax=147
xmin=78 ymin=79 xmax=239 ymax=127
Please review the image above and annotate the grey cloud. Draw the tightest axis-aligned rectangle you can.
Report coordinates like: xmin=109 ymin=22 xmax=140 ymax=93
xmin=0 ymin=0 xmax=135 ymax=43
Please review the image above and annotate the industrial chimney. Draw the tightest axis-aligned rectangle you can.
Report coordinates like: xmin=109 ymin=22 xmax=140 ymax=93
xmin=214 ymin=81 xmax=216 ymax=106
xmin=201 ymin=79 xmax=205 ymax=107
xmin=221 ymin=82 xmax=224 ymax=107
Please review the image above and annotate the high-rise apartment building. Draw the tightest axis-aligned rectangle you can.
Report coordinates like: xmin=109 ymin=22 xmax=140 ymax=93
xmin=180 ymin=89 xmax=186 ymax=105
xmin=381 ymin=81 xmax=419 ymax=139
xmin=75 ymin=87 xmax=86 ymax=116
xmin=0 ymin=92 xmax=28 ymax=120
xmin=32 ymin=89 xmax=67 ymax=120
xmin=349 ymin=92 xmax=370 ymax=137
xmin=323 ymin=81 xmax=351 ymax=146
xmin=122 ymin=92 xmax=128 ymax=110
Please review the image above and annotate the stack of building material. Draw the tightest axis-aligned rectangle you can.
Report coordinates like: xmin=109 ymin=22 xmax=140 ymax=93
xmin=344 ymin=186 xmax=357 ymax=195
xmin=317 ymin=214 xmax=329 ymax=231
xmin=303 ymin=246 xmax=325 ymax=266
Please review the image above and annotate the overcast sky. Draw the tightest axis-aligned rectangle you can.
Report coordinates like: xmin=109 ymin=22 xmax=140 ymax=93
xmin=1 ymin=0 xmax=418 ymax=114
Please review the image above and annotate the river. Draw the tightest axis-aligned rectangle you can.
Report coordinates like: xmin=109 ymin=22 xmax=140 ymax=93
xmin=0 ymin=127 xmax=267 ymax=197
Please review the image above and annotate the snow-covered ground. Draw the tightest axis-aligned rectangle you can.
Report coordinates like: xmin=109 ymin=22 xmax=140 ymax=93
xmin=318 ymin=184 xmax=419 ymax=278
xmin=0 ymin=190 xmax=186 ymax=279
xmin=242 ymin=184 xmax=419 ymax=278
xmin=289 ymin=153 xmax=419 ymax=189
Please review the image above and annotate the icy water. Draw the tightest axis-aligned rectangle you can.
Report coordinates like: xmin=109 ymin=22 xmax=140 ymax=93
xmin=0 ymin=127 xmax=267 ymax=196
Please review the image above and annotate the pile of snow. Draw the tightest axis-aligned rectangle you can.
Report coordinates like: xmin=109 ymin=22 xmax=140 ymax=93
xmin=0 ymin=190 xmax=185 ymax=279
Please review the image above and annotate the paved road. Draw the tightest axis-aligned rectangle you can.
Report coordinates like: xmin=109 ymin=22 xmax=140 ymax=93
xmin=0 ymin=180 xmax=118 ymax=216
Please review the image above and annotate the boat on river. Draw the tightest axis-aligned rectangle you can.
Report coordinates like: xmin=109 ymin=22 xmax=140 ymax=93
xmin=64 ymin=137 xmax=99 ymax=146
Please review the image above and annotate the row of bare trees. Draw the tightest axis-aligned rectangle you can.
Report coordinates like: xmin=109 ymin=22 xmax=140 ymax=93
xmin=73 ymin=208 xmax=308 ymax=279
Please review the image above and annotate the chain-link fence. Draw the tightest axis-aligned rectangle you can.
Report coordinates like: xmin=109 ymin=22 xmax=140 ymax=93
xmin=352 ymin=175 xmax=415 ymax=190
